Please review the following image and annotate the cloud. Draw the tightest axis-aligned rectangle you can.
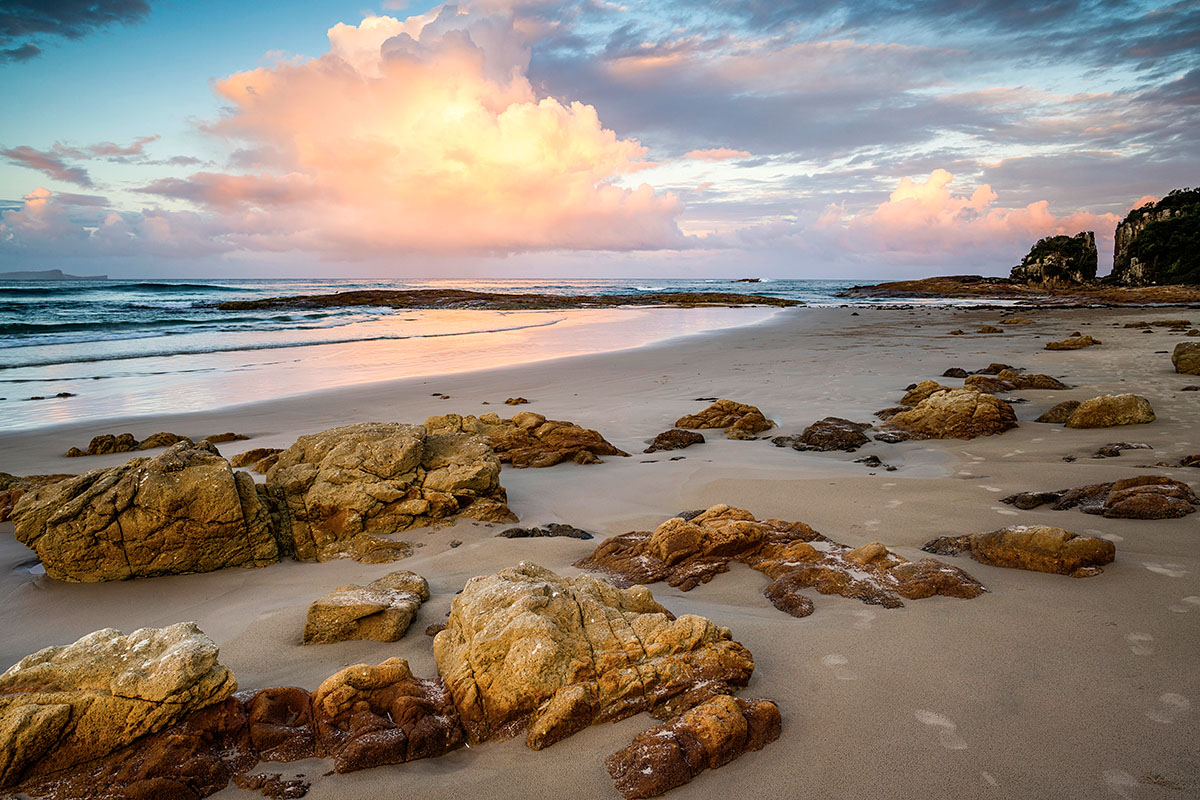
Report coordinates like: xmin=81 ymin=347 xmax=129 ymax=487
xmin=141 ymin=6 xmax=683 ymax=256
xmin=685 ymin=148 xmax=751 ymax=161
xmin=53 ymin=135 xmax=160 ymax=161
xmin=0 ymin=0 xmax=151 ymax=63
xmin=0 ymin=145 xmax=93 ymax=187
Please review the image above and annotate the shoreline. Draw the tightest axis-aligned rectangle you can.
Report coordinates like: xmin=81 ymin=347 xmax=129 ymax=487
xmin=840 ymin=274 xmax=1200 ymax=305
xmin=2 ymin=304 xmax=1198 ymax=799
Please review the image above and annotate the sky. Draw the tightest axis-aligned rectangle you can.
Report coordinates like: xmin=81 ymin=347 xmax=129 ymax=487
xmin=0 ymin=0 xmax=1197 ymax=279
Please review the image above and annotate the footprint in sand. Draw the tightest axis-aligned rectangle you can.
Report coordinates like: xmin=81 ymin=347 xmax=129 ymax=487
xmin=1168 ymin=596 xmax=1200 ymax=613
xmin=1125 ymin=633 xmax=1154 ymax=656
xmin=864 ymin=519 xmax=881 ymax=528
xmin=1146 ymin=693 xmax=1190 ymax=724
xmin=914 ymin=710 xmax=967 ymax=750
xmin=991 ymin=506 xmax=1019 ymax=516
xmin=821 ymin=654 xmax=856 ymax=680
xmin=851 ymin=609 xmax=876 ymax=630
xmin=1144 ymin=562 xmax=1190 ymax=578
xmin=1103 ymin=769 xmax=1139 ymax=799
xmin=980 ymin=486 xmax=1003 ymax=492
xmin=885 ymin=499 xmax=903 ymax=508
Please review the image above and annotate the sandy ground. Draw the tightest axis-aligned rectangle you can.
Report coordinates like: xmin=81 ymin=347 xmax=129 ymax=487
xmin=2 ymin=305 xmax=1198 ymax=799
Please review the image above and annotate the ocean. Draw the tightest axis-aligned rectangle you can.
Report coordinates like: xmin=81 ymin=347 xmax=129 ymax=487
xmin=0 ymin=277 xmax=1002 ymax=432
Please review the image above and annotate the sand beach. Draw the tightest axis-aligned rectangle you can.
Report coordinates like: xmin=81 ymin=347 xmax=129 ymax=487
xmin=3 ymin=304 xmax=1197 ymax=799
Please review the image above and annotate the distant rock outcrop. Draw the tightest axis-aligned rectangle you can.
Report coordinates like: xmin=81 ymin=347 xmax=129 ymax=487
xmin=1111 ymin=188 xmax=1200 ymax=285
xmin=1009 ymin=232 xmax=1097 ymax=287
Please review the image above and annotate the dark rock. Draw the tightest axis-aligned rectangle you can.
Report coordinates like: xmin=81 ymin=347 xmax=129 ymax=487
xmin=1111 ymin=188 xmax=1200 ymax=285
xmin=1093 ymin=442 xmax=1152 ymax=458
xmin=644 ymin=429 xmax=705 ymax=453
xmin=1035 ymin=400 xmax=1081 ymax=423
xmin=504 ymin=397 xmax=529 ymax=405
xmin=973 ymin=363 xmax=1016 ymax=375
xmin=942 ymin=367 xmax=969 ymax=378
xmin=776 ymin=417 xmax=871 ymax=452
xmin=497 ymin=523 xmax=593 ymax=539
xmin=1001 ymin=476 xmax=1197 ymax=519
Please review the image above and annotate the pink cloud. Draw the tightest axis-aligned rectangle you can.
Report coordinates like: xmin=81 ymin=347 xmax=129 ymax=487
xmin=684 ymin=148 xmax=751 ymax=161
xmin=0 ymin=145 xmax=93 ymax=187
xmin=143 ymin=7 xmax=684 ymax=257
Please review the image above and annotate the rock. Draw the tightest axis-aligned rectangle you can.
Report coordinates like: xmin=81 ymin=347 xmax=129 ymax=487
xmin=0 ymin=622 xmax=237 ymax=788
xmin=504 ymin=397 xmax=529 ymax=405
xmin=963 ymin=375 xmax=1015 ymax=393
xmin=303 ymin=571 xmax=429 ymax=644
xmin=1009 ymin=231 xmax=1097 ymax=286
xmin=1184 ymin=386 xmax=1200 ymax=391
xmin=994 ymin=369 xmax=1069 ymax=390
xmin=644 ymin=429 xmax=705 ymax=453
xmin=947 ymin=329 xmax=965 ymax=335
xmin=1111 ymin=188 xmax=1200 ymax=285
xmin=137 ymin=432 xmax=193 ymax=450
xmin=12 ymin=441 xmax=278 ymax=582
xmin=231 ymin=447 xmax=283 ymax=468
xmin=575 ymin=505 xmax=984 ymax=615
xmin=942 ymin=367 xmax=969 ymax=378
xmin=235 ymin=772 xmax=311 ymax=799
xmin=1045 ymin=335 xmax=1101 ymax=350
xmin=433 ymin=562 xmax=758 ymax=748
xmin=14 ymin=695 xmax=257 ymax=800
xmin=900 ymin=380 xmax=952 ymax=405
xmin=674 ymin=399 xmax=774 ymax=438
xmin=1064 ymin=394 xmax=1155 ymax=428
xmin=1180 ymin=454 xmax=1200 ymax=467
xmin=999 ymin=316 xmax=1035 ymax=324
xmin=605 ymin=694 xmax=781 ymax=800
xmin=0 ymin=473 xmax=72 ymax=523
xmin=973 ymin=363 xmax=1016 ymax=375
xmin=1172 ymin=342 xmax=1200 ymax=374
xmin=923 ymin=525 xmax=1115 ymax=577
xmin=1001 ymin=476 xmax=1197 ymax=519
xmin=886 ymin=388 xmax=1018 ymax=439
xmin=65 ymin=432 xmax=139 ymax=457
xmin=425 ymin=412 xmax=628 ymax=467
xmin=264 ymin=422 xmax=514 ymax=562
xmin=873 ymin=406 xmax=911 ymax=421
xmin=1094 ymin=442 xmax=1152 ymax=458
xmin=1035 ymin=400 xmax=1081 ymax=423
xmin=203 ymin=432 xmax=249 ymax=444
xmin=773 ymin=417 xmax=871 ymax=452
xmin=1124 ymin=319 xmax=1193 ymax=328
xmin=977 ymin=325 xmax=1003 ymax=334
xmin=253 ymin=453 xmax=281 ymax=473
xmin=497 ymin=523 xmax=593 ymax=539
xmin=311 ymin=658 xmax=464 ymax=773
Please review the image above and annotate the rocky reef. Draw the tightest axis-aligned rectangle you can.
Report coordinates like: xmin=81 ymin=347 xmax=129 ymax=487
xmin=1111 ymin=188 xmax=1200 ymax=285
xmin=1009 ymin=231 xmax=1097 ymax=287
xmin=574 ymin=505 xmax=984 ymax=617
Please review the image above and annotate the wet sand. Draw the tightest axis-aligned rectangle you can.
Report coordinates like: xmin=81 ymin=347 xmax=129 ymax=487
xmin=2 ymin=305 xmax=1197 ymax=799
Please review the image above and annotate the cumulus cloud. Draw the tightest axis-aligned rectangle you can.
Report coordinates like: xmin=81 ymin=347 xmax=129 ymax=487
xmin=132 ymin=6 xmax=683 ymax=256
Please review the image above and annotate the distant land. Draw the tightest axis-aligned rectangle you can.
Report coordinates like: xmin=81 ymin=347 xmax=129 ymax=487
xmin=0 ymin=269 xmax=108 ymax=281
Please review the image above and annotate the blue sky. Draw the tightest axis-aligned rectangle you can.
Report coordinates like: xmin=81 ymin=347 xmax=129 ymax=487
xmin=1 ymin=0 xmax=1196 ymax=277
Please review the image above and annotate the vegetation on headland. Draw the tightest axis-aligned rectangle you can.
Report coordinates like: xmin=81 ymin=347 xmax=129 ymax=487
xmin=1122 ymin=189 xmax=1200 ymax=285
xmin=217 ymin=289 xmax=803 ymax=311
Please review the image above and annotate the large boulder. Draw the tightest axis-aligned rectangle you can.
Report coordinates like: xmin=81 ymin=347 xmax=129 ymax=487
xmin=922 ymin=525 xmax=1115 ymax=577
xmin=11 ymin=441 xmax=277 ymax=582
xmin=1009 ymin=231 xmax=1097 ymax=287
xmin=674 ymin=400 xmax=774 ymax=439
xmin=1064 ymin=394 xmax=1155 ymax=428
xmin=575 ymin=505 xmax=984 ymax=616
xmin=264 ymin=422 xmax=514 ymax=562
xmin=311 ymin=658 xmax=464 ymax=773
xmin=304 ymin=571 xmax=430 ymax=644
xmin=0 ymin=622 xmax=236 ymax=788
xmin=885 ymin=388 xmax=1018 ymax=439
xmin=1173 ymin=342 xmax=1200 ymax=375
xmin=425 ymin=412 xmax=628 ymax=467
xmin=606 ymin=694 xmax=781 ymax=800
xmin=432 ymin=562 xmax=757 ymax=749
